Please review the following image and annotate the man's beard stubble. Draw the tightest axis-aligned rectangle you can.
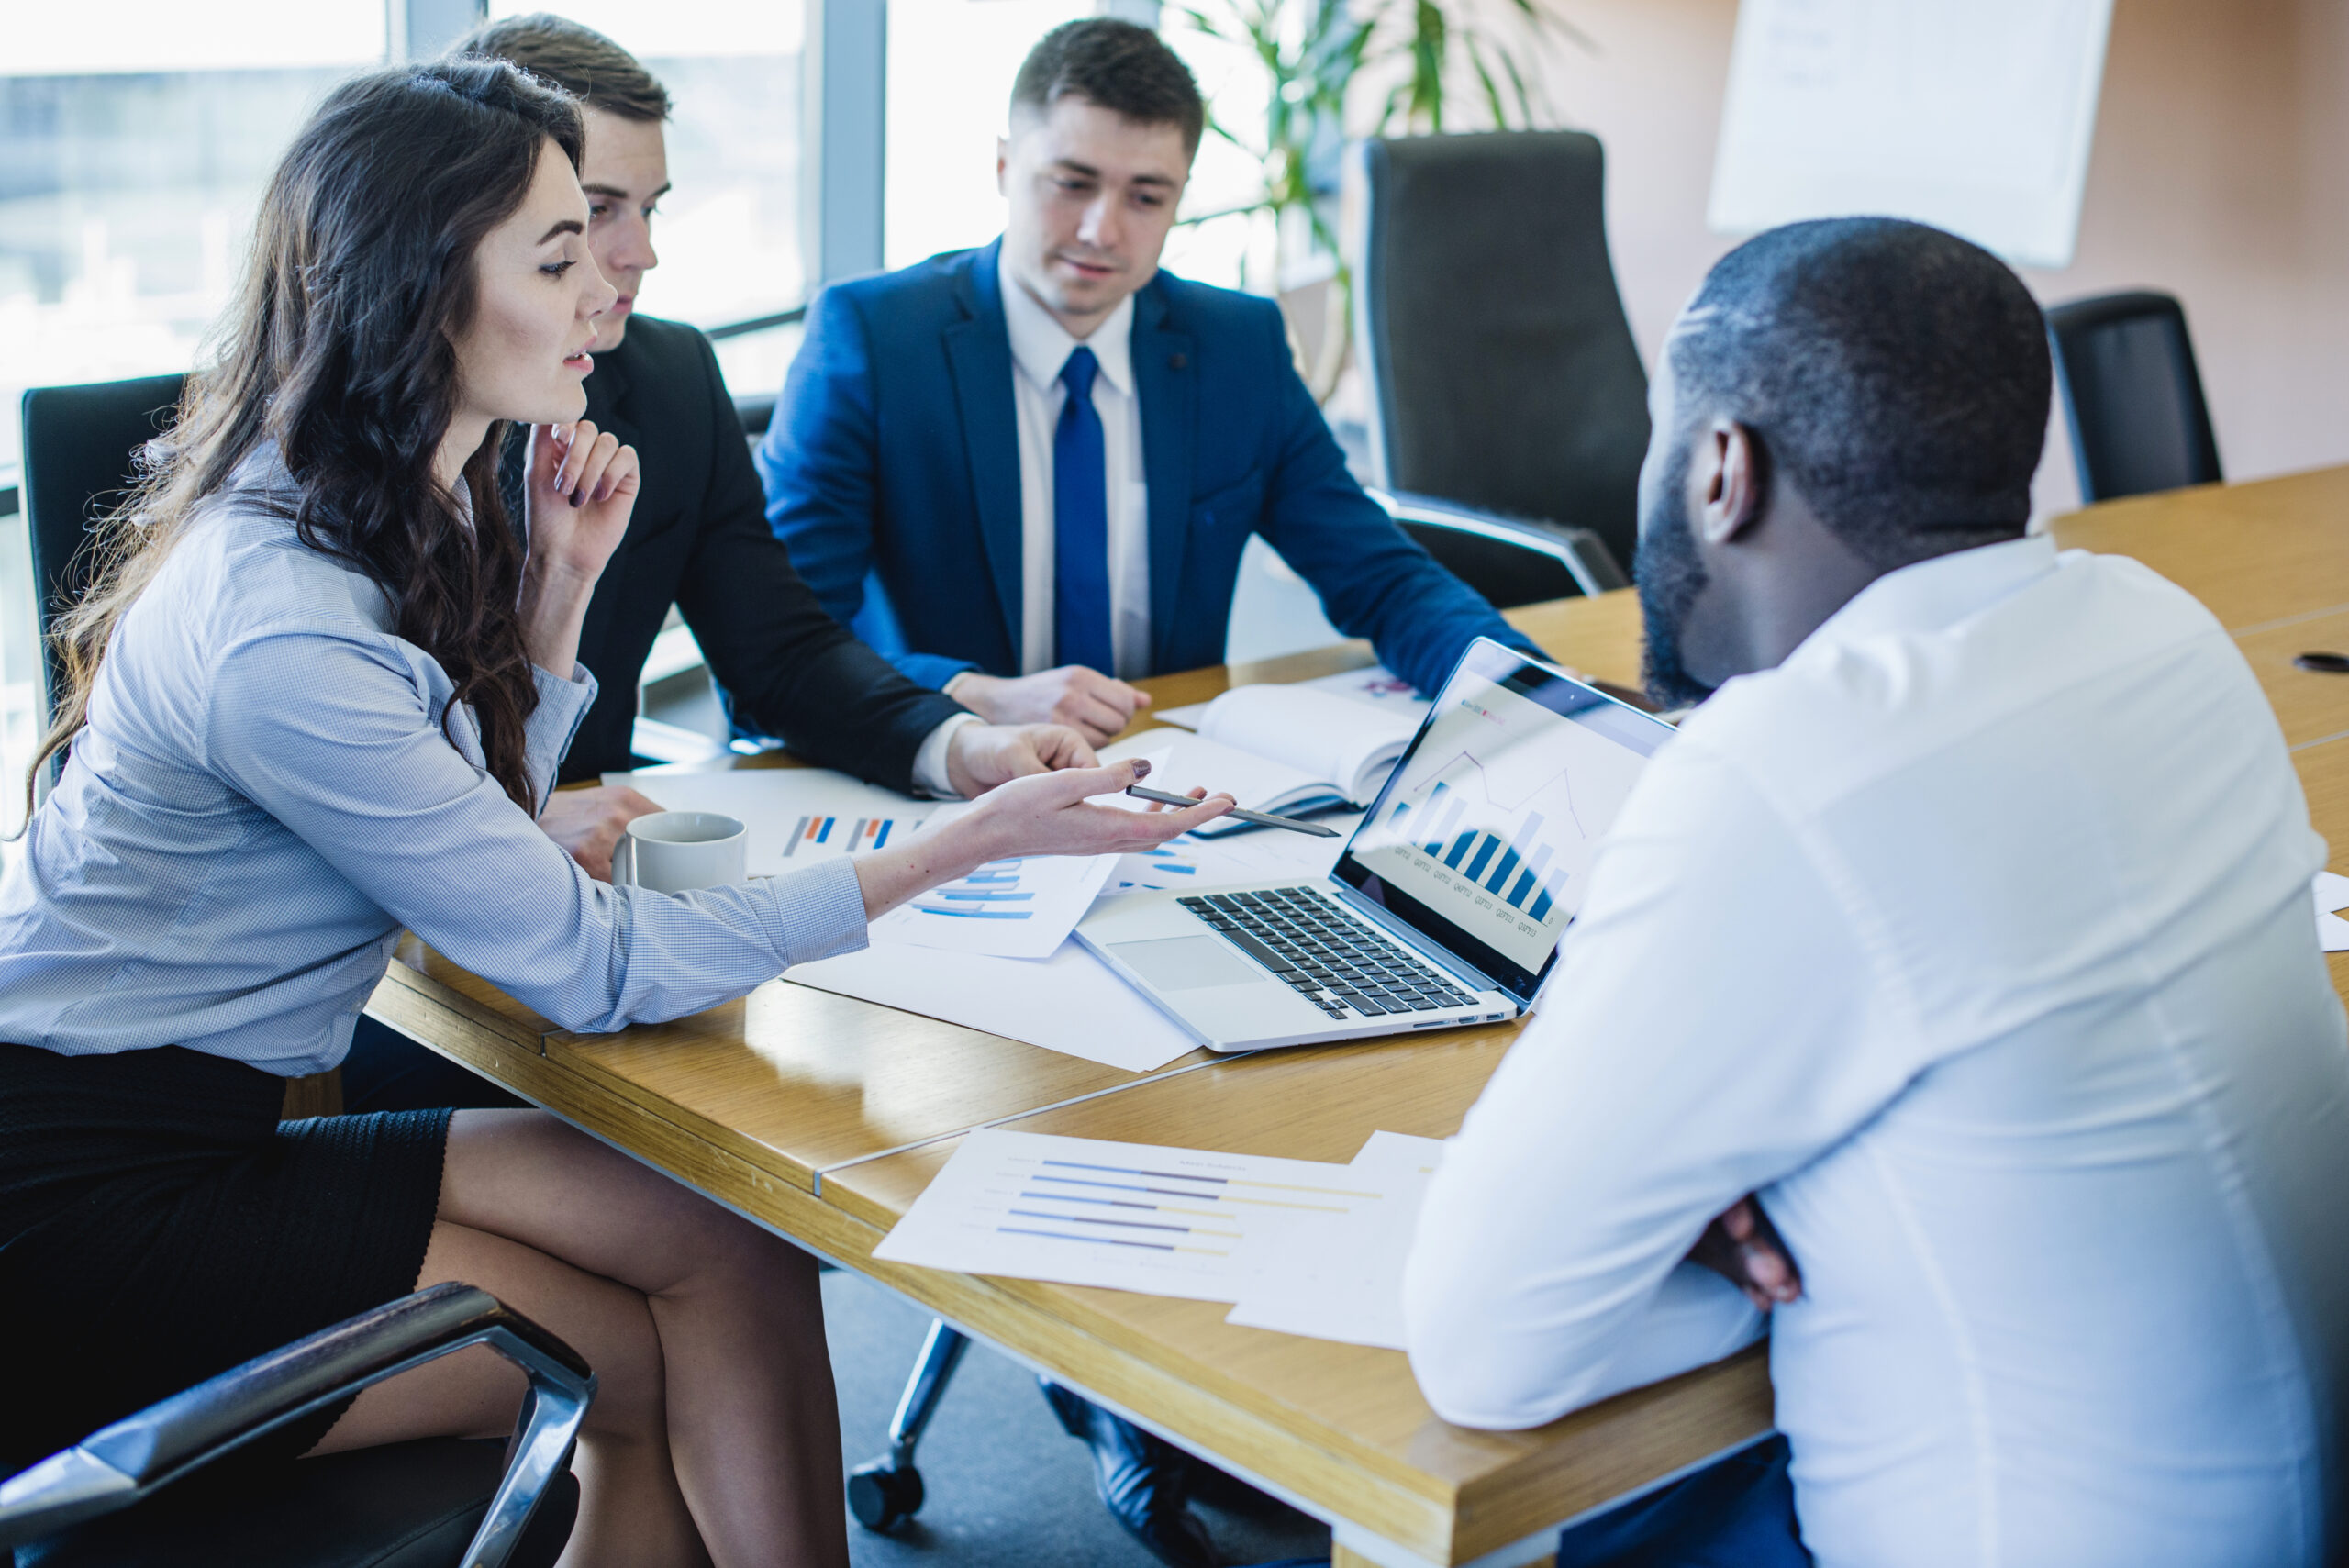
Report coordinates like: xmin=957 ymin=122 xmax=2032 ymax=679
xmin=1633 ymin=447 xmax=1720 ymax=714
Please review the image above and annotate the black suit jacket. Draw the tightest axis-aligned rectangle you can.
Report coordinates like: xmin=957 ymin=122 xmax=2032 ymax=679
xmin=505 ymin=314 xmax=966 ymax=788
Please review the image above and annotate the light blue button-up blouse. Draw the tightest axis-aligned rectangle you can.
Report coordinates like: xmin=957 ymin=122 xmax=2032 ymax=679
xmin=0 ymin=450 xmax=868 ymax=1075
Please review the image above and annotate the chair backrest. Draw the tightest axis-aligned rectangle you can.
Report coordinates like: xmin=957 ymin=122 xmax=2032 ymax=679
xmin=1353 ymin=129 xmax=1651 ymax=573
xmin=1374 ymin=489 xmax=1629 ymax=608
xmin=20 ymin=373 xmax=188 ymax=722
xmin=2043 ymin=291 xmax=2221 ymax=504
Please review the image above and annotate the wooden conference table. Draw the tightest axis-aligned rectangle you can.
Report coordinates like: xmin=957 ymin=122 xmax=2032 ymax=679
xmin=365 ymin=463 xmax=2349 ymax=1568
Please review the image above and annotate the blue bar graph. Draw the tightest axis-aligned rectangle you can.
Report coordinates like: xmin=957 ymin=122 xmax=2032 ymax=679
xmin=1464 ymin=836 xmax=1500 ymax=879
xmin=1443 ymin=830 xmax=1477 ymax=870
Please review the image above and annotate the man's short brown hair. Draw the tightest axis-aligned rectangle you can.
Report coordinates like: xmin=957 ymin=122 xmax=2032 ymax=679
xmin=1011 ymin=18 xmax=1203 ymax=156
xmin=450 ymin=13 xmax=671 ymax=122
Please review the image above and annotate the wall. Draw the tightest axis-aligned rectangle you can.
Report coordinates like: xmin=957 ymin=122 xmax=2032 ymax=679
xmin=1512 ymin=0 xmax=2349 ymax=520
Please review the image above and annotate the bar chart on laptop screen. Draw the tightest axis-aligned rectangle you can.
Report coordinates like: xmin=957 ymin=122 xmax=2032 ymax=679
xmin=1351 ymin=675 xmax=1650 ymax=972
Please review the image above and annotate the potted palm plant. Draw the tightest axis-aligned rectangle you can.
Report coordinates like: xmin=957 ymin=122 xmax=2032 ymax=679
xmin=1173 ymin=0 xmax=1588 ymax=398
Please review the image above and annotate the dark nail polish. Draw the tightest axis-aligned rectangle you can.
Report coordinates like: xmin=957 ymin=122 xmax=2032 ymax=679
xmin=570 ymin=491 xmax=584 ymax=507
xmin=1131 ymin=759 xmax=1152 ymax=777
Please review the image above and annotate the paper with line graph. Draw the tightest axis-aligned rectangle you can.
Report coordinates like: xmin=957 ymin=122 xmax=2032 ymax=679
xmin=871 ymin=1129 xmax=1396 ymax=1303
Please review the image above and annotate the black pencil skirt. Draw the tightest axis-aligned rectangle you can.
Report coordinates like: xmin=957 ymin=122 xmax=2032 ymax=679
xmin=0 ymin=1042 xmax=451 ymax=1476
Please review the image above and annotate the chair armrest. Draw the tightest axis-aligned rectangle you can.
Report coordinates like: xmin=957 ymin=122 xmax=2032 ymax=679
xmin=1373 ymin=488 xmax=1632 ymax=596
xmin=1 ymin=1283 xmax=595 ymax=1568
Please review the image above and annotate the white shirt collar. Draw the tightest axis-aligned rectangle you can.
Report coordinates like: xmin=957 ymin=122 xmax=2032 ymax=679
xmin=999 ymin=259 xmax=1136 ymax=397
xmin=1796 ymin=534 xmax=2059 ymax=661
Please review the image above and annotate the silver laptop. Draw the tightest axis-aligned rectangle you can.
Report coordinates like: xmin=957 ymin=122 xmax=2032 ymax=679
xmin=1076 ymin=639 xmax=1676 ymax=1052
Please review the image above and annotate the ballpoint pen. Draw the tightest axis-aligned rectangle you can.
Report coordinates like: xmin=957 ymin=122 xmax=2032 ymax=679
xmin=1123 ymin=784 xmax=1342 ymax=837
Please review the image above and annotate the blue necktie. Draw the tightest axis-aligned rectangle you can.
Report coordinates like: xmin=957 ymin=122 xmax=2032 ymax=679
xmin=1052 ymin=346 xmax=1114 ymax=673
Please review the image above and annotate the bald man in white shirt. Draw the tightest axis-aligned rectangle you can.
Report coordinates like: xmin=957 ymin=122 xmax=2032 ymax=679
xmin=1403 ymin=218 xmax=2349 ymax=1568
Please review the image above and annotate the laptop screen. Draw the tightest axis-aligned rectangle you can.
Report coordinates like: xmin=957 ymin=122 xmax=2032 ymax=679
xmin=1332 ymin=638 xmax=1675 ymax=1004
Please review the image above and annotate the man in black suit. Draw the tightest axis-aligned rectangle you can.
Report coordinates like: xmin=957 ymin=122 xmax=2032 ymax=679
xmin=340 ymin=31 xmax=1086 ymax=1060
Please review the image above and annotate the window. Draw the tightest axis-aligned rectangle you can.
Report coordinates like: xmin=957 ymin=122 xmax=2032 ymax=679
xmin=881 ymin=1 xmax=1260 ymax=288
xmin=0 ymin=2 xmax=817 ymax=827
xmin=1 ymin=3 xmax=389 ymax=833
xmin=487 ymin=1 xmax=809 ymax=395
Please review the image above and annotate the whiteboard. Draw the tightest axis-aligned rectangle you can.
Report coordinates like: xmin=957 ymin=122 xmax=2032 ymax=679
xmin=1707 ymin=0 xmax=2115 ymax=269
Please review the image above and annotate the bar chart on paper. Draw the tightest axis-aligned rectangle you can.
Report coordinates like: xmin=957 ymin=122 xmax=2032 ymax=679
xmin=782 ymin=813 xmax=925 ymax=857
xmin=870 ymin=845 xmax=1120 ymax=961
xmin=872 ymin=1129 xmax=1393 ymax=1303
xmin=1352 ymin=675 xmax=1653 ymax=972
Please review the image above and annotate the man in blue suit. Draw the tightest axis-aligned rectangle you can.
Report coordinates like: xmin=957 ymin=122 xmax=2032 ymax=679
xmin=759 ymin=20 xmax=1544 ymax=1564
xmin=756 ymin=18 xmax=1542 ymax=748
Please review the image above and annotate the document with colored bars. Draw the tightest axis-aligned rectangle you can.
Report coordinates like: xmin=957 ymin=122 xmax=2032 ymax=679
xmin=1347 ymin=667 xmax=1652 ymax=973
xmin=871 ymin=1128 xmax=1431 ymax=1307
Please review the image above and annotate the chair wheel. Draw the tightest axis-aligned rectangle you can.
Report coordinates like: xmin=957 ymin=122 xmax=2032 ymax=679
xmin=847 ymin=1460 xmax=926 ymax=1531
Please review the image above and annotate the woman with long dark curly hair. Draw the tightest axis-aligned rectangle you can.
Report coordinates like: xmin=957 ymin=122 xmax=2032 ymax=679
xmin=0 ymin=60 xmax=1226 ymax=1565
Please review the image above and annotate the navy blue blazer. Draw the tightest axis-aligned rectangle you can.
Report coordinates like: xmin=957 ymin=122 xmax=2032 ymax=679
xmin=753 ymin=240 xmax=1541 ymax=695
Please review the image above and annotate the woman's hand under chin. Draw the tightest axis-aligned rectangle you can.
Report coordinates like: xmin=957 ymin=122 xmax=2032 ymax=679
xmin=518 ymin=419 xmax=640 ymax=675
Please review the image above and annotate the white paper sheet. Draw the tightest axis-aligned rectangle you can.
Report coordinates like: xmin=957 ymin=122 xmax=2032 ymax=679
xmin=1709 ymin=0 xmax=2115 ymax=269
xmin=1223 ymin=1130 xmax=1446 ymax=1349
xmin=602 ymin=766 xmax=931 ymax=873
xmin=784 ymin=940 xmax=1200 ymax=1073
xmin=2315 ymin=872 xmax=2349 ymax=951
xmin=868 ymin=805 xmax=1119 ymax=960
xmin=872 ymin=1129 xmax=1386 ymax=1302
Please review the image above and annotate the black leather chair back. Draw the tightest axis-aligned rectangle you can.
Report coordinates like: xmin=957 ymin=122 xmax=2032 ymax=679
xmin=1354 ymin=130 xmax=1651 ymax=574
xmin=19 ymin=373 xmax=188 ymax=721
xmin=2044 ymin=291 xmax=2221 ymax=503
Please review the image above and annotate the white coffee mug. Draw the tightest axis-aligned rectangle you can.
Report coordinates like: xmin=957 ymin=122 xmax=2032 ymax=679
xmin=613 ymin=811 xmax=749 ymax=894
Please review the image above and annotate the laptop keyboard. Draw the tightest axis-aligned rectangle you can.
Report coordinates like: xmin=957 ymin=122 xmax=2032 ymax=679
xmin=1176 ymin=887 xmax=1479 ymax=1020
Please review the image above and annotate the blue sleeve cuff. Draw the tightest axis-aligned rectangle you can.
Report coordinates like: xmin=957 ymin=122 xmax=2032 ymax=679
xmin=526 ymin=662 xmax=598 ymax=804
xmin=757 ymin=855 xmax=871 ymax=969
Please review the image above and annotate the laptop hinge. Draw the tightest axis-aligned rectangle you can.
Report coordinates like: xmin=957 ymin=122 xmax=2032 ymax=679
xmin=1325 ymin=879 xmax=1513 ymax=1005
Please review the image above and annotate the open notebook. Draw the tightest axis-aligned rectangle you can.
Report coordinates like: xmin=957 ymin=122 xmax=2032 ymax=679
xmin=1153 ymin=684 xmax=1418 ymax=837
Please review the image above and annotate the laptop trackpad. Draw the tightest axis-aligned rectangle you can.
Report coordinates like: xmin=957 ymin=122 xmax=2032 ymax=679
xmin=1111 ymin=936 xmax=1269 ymax=991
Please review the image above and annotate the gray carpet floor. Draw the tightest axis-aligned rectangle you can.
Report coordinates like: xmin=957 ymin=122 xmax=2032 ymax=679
xmin=824 ymin=1270 xmax=1331 ymax=1568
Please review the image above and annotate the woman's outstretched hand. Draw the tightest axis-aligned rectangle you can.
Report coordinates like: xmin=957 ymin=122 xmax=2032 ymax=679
xmin=852 ymin=758 xmax=1232 ymax=920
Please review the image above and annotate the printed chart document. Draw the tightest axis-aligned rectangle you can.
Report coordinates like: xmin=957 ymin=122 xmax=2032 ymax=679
xmin=784 ymin=942 xmax=1199 ymax=1073
xmin=867 ymin=803 xmax=1119 ymax=961
xmin=1224 ymin=1130 xmax=1444 ymax=1349
xmin=872 ymin=1129 xmax=1395 ymax=1303
xmin=604 ymin=765 xmax=933 ymax=875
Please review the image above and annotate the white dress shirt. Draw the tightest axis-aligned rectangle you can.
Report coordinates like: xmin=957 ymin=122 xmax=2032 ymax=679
xmin=1404 ymin=537 xmax=2349 ymax=1568
xmin=998 ymin=268 xmax=1151 ymax=679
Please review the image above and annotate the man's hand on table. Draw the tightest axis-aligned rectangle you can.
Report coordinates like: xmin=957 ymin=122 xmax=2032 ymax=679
xmin=947 ymin=665 xmax=1150 ymax=745
xmin=1688 ymin=1195 xmax=1802 ymax=1311
xmin=540 ymin=784 xmax=665 ymax=881
xmin=944 ymin=721 xmax=1098 ymax=797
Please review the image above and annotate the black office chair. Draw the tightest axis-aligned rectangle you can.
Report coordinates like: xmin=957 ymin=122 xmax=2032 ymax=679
xmin=0 ymin=1284 xmax=591 ymax=1567
xmin=20 ymin=373 xmax=189 ymax=725
xmin=2044 ymin=290 xmax=2223 ymax=503
xmin=1353 ymin=129 xmax=1649 ymax=582
xmin=1375 ymin=488 xmax=1629 ymax=606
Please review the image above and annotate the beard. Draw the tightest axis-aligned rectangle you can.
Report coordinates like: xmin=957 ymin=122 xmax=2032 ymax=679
xmin=1633 ymin=444 xmax=1720 ymax=713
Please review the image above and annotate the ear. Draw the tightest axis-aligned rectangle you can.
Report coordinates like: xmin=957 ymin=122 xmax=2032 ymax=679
xmin=996 ymin=138 xmax=1011 ymax=195
xmin=1698 ymin=419 xmax=1765 ymax=546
